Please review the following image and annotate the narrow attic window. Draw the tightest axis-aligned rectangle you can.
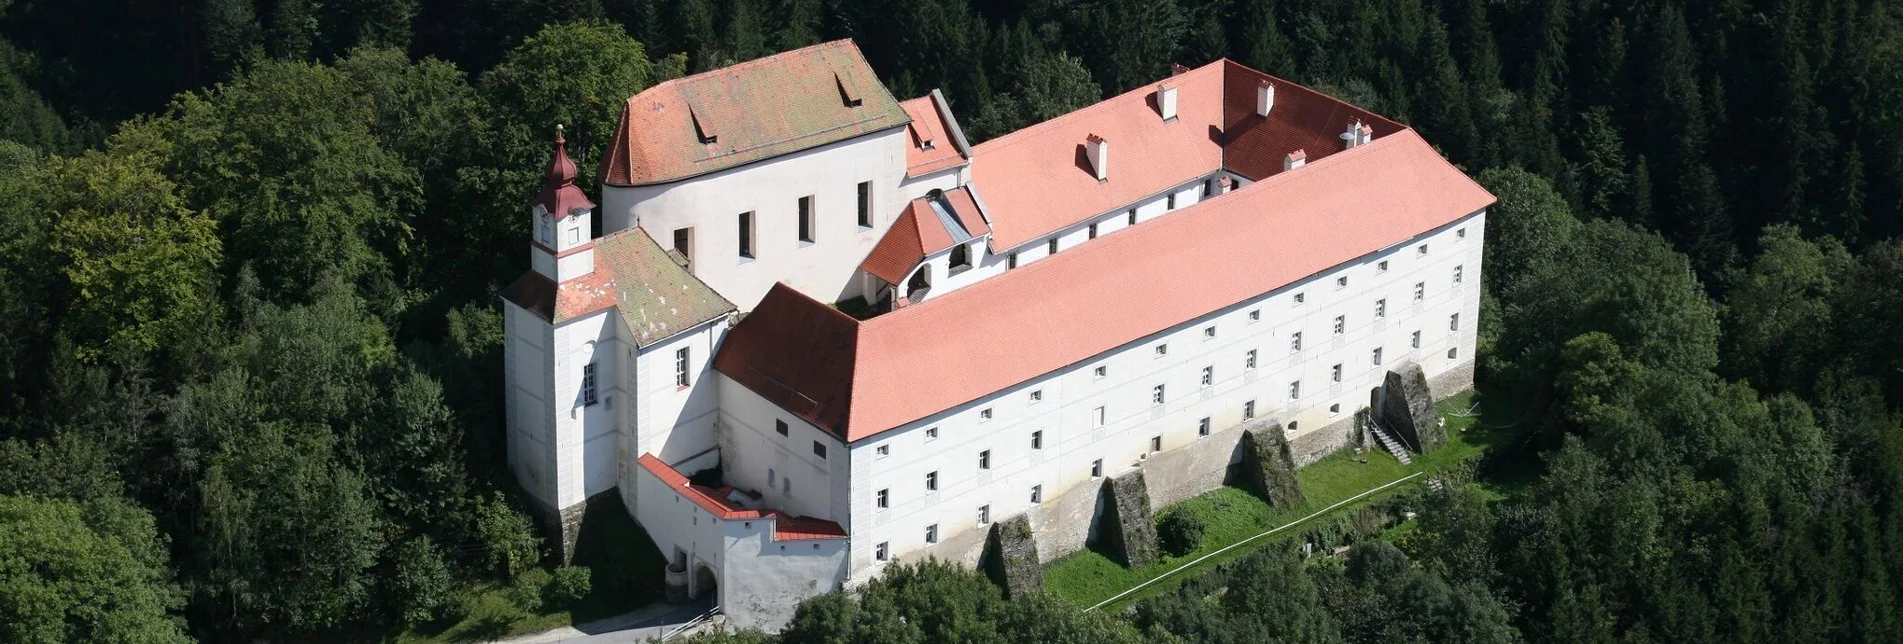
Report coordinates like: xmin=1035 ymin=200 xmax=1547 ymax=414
xmin=835 ymin=72 xmax=864 ymax=107
xmin=690 ymin=107 xmax=717 ymax=144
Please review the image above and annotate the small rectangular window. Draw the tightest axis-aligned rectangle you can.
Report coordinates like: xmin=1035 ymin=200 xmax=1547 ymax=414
xmin=1330 ymin=403 xmax=1341 ymax=416
xmin=1418 ymin=244 xmax=1429 ymax=256
xmin=1092 ymin=459 xmax=1103 ymax=478
xmin=1031 ymin=430 xmax=1043 ymax=450
xmin=1201 ymin=366 xmax=1214 ymax=387
xmin=876 ymin=445 xmax=890 ymax=458
xmin=877 ymin=489 xmax=889 ymax=508
xmin=776 ymin=419 xmax=789 ymax=436
xmin=1372 ymin=347 xmax=1383 ymax=365
xmin=1377 ymin=260 xmax=1389 ymax=272
xmin=581 ymin=363 xmax=599 ymax=406
xmin=1454 ymin=265 xmax=1464 ymax=284
xmin=1029 ymin=390 xmax=1043 ymax=403
xmin=1204 ymin=325 xmax=1217 ymax=339
xmin=1332 ymin=364 xmax=1342 ymax=382
xmin=1155 ymin=344 xmax=1168 ymax=357
xmin=857 ymin=181 xmax=873 ymax=228
xmin=1288 ymin=380 xmax=1301 ymax=401
xmin=737 ymin=211 xmax=755 ymax=259
xmin=1093 ymin=406 xmax=1106 ymax=427
xmin=925 ymin=426 xmax=938 ymax=440
xmin=1198 ymin=417 xmax=1211 ymax=437
xmin=876 ymin=541 xmax=889 ymax=561
xmin=1375 ymin=299 xmax=1386 ymax=319
xmin=1030 ymin=485 xmax=1043 ymax=504
xmin=1150 ymin=435 xmax=1162 ymax=453
xmin=1294 ymin=292 xmax=1306 ymax=304
xmin=978 ymin=450 xmax=991 ymax=469
xmin=1047 ymin=238 xmax=1058 ymax=255
xmin=980 ymin=408 xmax=993 ymax=421
xmin=978 ymin=505 xmax=991 ymax=525
xmin=1088 ymin=223 xmax=1099 ymax=239
xmin=925 ymin=524 xmax=938 ymax=544
xmin=797 ymin=195 xmax=815 ymax=243
xmin=1094 ymin=365 xmax=1108 ymax=379
xmin=1448 ymin=347 xmax=1460 ymax=359
xmin=1412 ymin=330 xmax=1422 ymax=349
xmin=1127 ymin=209 xmax=1138 ymax=225
xmin=1249 ymin=309 xmax=1261 ymax=322
xmin=1336 ymin=275 xmax=1349 ymax=289
xmin=768 ymin=468 xmax=776 ymax=485
xmin=1244 ymin=400 xmax=1256 ymax=420
xmin=1450 ymin=313 xmax=1460 ymax=331
xmin=813 ymin=441 xmax=827 ymax=459
xmin=674 ymin=347 xmax=691 ymax=387
xmin=1167 ymin=193 xmax=1178 ymax=210
xmin=1457 ymin=227 xmax=1467 ymax=239
xmin=569 ymin=227 xmax=581 ymax=244
xmin=1414 ymin=282 xmax=1425 ymax=302
xmin=1152 ymin=384 xmax=1166 ymax=406
xmin=1245 ymin=349 xmax=1257 ymax=370
xmin=1290 ymin=332 xmax=1303 ymax=353
xmin=1202 ymin=178 xmax=1214 ymax=198
xmin=1334 ymin=315 xmax=1346 ymax=335
xmin=1008 ymin=253 xmax=1018 ymax=269
xmin=925 ymin=471 xmax=938 ymax=491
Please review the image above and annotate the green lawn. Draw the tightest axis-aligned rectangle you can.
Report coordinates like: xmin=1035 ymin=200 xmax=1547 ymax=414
xmin=1044 ymin=392 xmax=1505 ymax=610
xmin=400 ymin=499 xmax=668 ymax=643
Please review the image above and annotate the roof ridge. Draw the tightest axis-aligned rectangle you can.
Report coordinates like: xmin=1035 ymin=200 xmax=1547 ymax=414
xmin=971 ymin=59 xmax=1225 ymax=155
xmin=626 ymin=39 xmax=856 ymax=103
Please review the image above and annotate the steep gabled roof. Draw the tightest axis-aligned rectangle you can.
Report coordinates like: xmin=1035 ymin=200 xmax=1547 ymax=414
xmin=859 ymin=187 xmax=990 ymax=285
xmin=600 ymin=40 xmax=910 ymax=186
xmin=716 ymin=130 xmax=1494 ymax=442
xmin=499 ymin=228 xmax=735 ymax=347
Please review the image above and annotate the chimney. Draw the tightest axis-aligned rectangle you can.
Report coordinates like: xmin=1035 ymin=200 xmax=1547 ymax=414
xmin=1218 ymin=175 xmax=1234 ymax=194
xmin=1158 ymin=83 xmax=1179 ymax=121
xmin=1171 ymin=63 xmax=1191 ymax=76
xmin=1086 ymin=134 xmax=1109 ymax=182
xmin=1285 ymin=149 xmax=1307 ymax=171
xmin=1256 ymin=82 xmax=1275 ymax=117
xmin=1340 ymin=120 xmax=1364 ymax=150
xmin=1357 ymin=122 xmax=1373 ymax=146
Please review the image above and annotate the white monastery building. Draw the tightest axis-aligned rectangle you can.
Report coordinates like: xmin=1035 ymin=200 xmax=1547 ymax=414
xmin=499 ymin=40 xmax=1495 ymax=630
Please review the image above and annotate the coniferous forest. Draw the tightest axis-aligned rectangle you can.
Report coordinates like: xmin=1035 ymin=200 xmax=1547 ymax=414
xmin=2 ymin=1 xmax=1902 ymax=642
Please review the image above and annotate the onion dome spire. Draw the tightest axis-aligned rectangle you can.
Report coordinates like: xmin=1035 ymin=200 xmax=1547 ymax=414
xmin=534 ymin=124 xmax=596 ymax=217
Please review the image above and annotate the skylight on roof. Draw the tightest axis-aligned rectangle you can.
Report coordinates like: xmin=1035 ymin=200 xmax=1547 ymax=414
xmin=927 ymin=191 xmax=973 ymax=243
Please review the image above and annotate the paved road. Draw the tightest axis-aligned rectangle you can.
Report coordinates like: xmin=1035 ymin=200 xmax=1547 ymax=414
xmin=499 ymin=597 xmax=716 ymax=644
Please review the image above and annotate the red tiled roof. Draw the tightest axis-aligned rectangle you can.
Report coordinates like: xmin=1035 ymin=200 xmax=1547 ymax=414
xmin=636 ymin=454 xmax=846 ymax=540
xmin=967 ymin=60 xmax=1404 ymax=251
xmin=1219 ymin=61 xmax=1403 ymax=181
xmin=970 ymin=62 xmax=1226 ymax=251
xmin=600 ymin=40 xmax=910 ymax=186
xmin=859 ymin=187 xmax=989 ymax=285
xmin=899 ymin=94 xmax=967 ymax=177
xmin=717 ymin=129 xmax=1494 ymax=442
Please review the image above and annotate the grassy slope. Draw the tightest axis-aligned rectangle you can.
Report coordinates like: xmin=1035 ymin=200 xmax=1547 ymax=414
xmin=1044 ymin=392 xmax=1499 ymax=609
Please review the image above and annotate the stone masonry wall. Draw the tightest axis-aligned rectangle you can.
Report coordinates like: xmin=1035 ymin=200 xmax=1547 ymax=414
xmin=981 ymin=514 xmax=1043 ymax=598
xmin=1100 ymin=470 xmax=1160 ymax=568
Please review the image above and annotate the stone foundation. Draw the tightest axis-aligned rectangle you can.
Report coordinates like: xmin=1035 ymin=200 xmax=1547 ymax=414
xmin=981 ymin=514 xmax=1043 ymax=598
xmin=1429 ymin=360 xmax=1476 ymax=398
xmin=1100 ymin=470 xmax=1160 ymax=569
xmin=1240 ymin=423 xmax=1305 ymax=509
xmin=1287 ymin=413 xmax=1360 ymax=466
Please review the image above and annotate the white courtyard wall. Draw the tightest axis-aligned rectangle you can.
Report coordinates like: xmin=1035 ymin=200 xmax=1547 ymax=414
xmin=600 ymin=129 xmax=910 ymax=310
xmin=898 ymin=164 xmax=966 ymax=202
xmin=715 ymin=378 xmax=854 ymax=525
xmin=543 ymin=309 xmax=619 ymax=508
xmin=840 ymin=210 xmax=1485 ymax=576
xmin=503 ymin=301 xmax=558 ymax=512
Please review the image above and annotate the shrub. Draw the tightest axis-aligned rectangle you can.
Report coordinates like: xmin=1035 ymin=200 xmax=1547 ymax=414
xmin=473 ymin=493 xmax=543 ymax=580
xmin=509 ymin=568 xmax=551 ymax=613
xmin=1157 ymin=511 xmax=1206 ymax=557
xmin=389 ymin=536 xmax=455 ymax=626
xmin=544 ymin=565 xmax=592 ymax=607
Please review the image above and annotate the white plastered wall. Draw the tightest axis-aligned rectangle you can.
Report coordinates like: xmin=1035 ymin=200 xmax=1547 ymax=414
xmin=715 ymin=379 xmax=854 ymax=525
xmin=600 ymin=129 xmax=910 ymax=311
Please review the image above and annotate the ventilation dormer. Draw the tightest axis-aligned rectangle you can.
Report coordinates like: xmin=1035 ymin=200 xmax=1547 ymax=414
xmin=1285 ymin=149 xmax=1307 ymax=171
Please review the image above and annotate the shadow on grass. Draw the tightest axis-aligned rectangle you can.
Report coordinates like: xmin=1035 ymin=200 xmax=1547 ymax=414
xmin=445 ymin=612 xmax=519 ymax=643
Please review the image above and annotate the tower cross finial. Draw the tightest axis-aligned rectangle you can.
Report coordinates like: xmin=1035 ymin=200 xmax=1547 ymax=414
xmin=556 ymin=123 xmax=566 ymax=142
